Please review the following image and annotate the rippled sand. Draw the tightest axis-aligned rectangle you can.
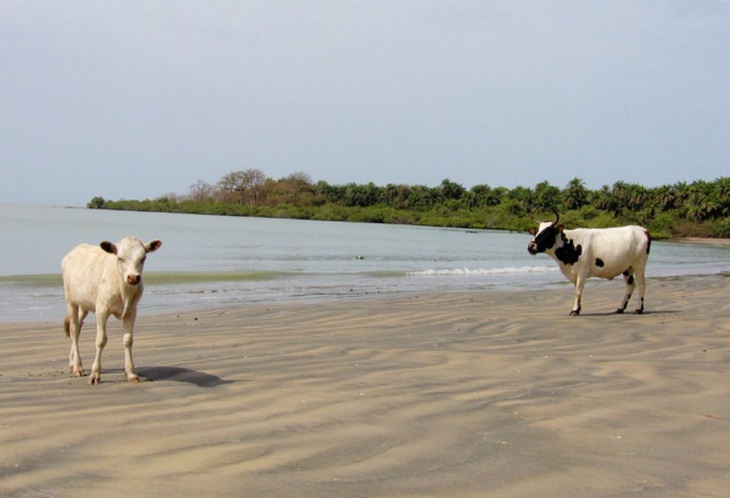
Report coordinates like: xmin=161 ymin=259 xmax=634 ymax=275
xmin=1 ymin=275 xmax=729 ymax=497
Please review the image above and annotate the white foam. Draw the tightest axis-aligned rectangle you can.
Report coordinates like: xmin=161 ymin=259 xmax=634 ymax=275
xmin=407 ymin=266 xmax=559 ymax=277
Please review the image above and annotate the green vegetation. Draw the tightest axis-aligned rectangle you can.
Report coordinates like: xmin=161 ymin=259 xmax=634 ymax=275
xmin=89 ymin=171 xmax=730 ymax=238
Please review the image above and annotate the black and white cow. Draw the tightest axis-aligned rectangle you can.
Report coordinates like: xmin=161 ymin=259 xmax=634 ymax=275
xmin=528 ymin=213 xmax=651 ymax=316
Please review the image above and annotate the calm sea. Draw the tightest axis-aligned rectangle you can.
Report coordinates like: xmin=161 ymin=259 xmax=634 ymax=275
xmin=1 ymin=203 xmax=728 ymax=322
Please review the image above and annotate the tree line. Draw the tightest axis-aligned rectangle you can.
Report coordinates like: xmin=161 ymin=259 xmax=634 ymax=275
xmin=89 ymin=170 xmax=730 ymax=238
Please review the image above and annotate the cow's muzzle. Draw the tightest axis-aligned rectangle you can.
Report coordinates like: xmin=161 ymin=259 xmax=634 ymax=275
xmin=527 ymin=242 xmax=539 ymax=255
xmin=127 ymin=274 xmax=141 ymax=285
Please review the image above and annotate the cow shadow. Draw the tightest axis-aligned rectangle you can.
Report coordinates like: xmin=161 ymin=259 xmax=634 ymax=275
xmin=579 ymin=309 xmax=681 ymax=317
xmin=137 ymin=366 xmax=234 ymax=387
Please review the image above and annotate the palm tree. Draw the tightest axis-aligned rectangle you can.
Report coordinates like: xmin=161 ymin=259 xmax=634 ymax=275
xmin=563 ymin=177 xmax=588 ymax=210
xmin=685 ymin=180 xmax=712 ymax=221
xmin=407 ymin=185 xmax=433 ymax=208
xmin=534 ymin=181 xmax=561 ymax=212
xmin=508 ymin=186 xmax=535 ymax=213
xmin=711 ymin=177 xmax=730 ymax=218
xmin=653 ymin=185 xmax=677 ymax=211
xmin=439 ymin=179 xmax=466 ymax=201
xmin=591 ymin=185 xmax=618 ymax=213
xmin=626 ymin=184 xmax=648 ymax=212
xmin=344 ymin=183 xmax=365 ymax=207
xmin=383 ymin=184 xmax=401 ymax=207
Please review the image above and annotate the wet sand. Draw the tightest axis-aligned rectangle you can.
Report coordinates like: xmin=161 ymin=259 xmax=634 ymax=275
xmin=1 ymin=275 xmax=729 ymax=497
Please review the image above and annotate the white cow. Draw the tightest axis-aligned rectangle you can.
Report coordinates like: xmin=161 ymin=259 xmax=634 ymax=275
xmin=528 ymin=213 xmax=650 ymax=315
xmin=62 ymin=237 xmax=162 ymax=384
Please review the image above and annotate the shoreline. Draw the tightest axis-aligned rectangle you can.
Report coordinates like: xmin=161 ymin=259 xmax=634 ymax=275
xmin=2 ymin=271 xmax=724 ymax=327
xmin=2 ymin=275 xmax=729 ymax=496
xmin=676 ymin=236 xmax=730 ymax=247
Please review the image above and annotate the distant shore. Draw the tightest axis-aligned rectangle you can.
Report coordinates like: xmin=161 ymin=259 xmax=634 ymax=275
xmin=677 ymin=236 xmax=730 ymax=247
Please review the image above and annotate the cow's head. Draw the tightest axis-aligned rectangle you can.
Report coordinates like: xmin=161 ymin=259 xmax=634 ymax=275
xmin=527 ymin=212 xmax=563 ymax=255
xmin=101 ymin=237 xmax=162 ymax=286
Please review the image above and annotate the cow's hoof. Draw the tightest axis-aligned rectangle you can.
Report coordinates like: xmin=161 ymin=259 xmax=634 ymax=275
xmin=614 ymin=308 xmax=625 ymax=314
xmin=88 ymin=375 xmax=101 ymax=385
xmin=128 ymin=375 xmax=142 ymax=383
xmin=569 ymin=310 xmax=580 ymax=316
xmin=634 ymin=309 xmax=644 ymax=315
xmin=72 ymin=369 xmax=86 ymax=378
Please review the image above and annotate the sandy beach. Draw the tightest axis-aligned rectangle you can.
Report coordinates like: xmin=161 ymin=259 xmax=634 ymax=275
xmin=1 ymin=275 xmax=729 ymax=497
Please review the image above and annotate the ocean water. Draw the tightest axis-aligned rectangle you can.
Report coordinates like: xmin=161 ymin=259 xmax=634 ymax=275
xmin=1 ymin=203 xmax=728 ymax=322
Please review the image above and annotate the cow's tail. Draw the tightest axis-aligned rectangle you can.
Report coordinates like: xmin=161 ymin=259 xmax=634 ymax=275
xmin=64 ymin=313 xmax=71 ymax=337
xmin=644 ymin=229 xmax=652 ymax=255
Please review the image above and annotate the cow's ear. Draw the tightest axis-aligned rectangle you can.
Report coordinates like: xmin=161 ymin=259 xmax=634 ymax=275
xmin=146 ymin=240 xmax=162 ymax=253
xmin=557 ymin=225 xmax=565 ymax=233
xmin=528 ymin=227 xmax=537 ymax=235
xmin=100 ymin=241 xmax=117 ymax=255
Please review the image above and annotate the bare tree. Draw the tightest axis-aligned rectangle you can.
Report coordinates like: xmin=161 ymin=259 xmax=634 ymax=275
xmin=246 ymin=168 xmax=267 ymax=206
xmin=217 ymin=169 xmax=267 ymax=206
xmin=284 ymin=171 xmax=313 ymax=186
xmin=188 ymin=179 xmax=215 ymax=201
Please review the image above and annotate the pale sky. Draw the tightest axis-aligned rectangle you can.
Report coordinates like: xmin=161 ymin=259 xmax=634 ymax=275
xmin=1 ymin=1 xmax=728 ymax=206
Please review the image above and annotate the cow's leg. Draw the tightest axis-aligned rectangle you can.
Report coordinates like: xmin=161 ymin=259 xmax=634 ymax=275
xmin=67 ymin=304 xmax=86 ymax=377
xmin=88 ymin=310 xmax=109 ymax=385
xmin=616 ymin=268 xmax=636 ymax=314
xmin=122 ymin=310 xmax=141 ymax=383
xmin=570 ymin=276 xmax=585 ymax=316
xmin=634 ymin=265 xmax=646 ymax=314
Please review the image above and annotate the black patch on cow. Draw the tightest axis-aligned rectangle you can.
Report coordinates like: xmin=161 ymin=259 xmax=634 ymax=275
xmin=555 ymin=234 xmax=582 ymax=265
xmin=621 ymin=269 xmax=635 ymax=285
xmin=531 ymin=225 xmax=560 ymax=253
xmin=595 ymin=258 xmax=605 ymax=267
xmin=645 ymin=230 xmax=652 ymax=255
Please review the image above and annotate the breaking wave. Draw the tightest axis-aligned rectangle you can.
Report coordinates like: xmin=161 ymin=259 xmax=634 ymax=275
xmin=407 ymin=266 xmax=559 ymax=277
